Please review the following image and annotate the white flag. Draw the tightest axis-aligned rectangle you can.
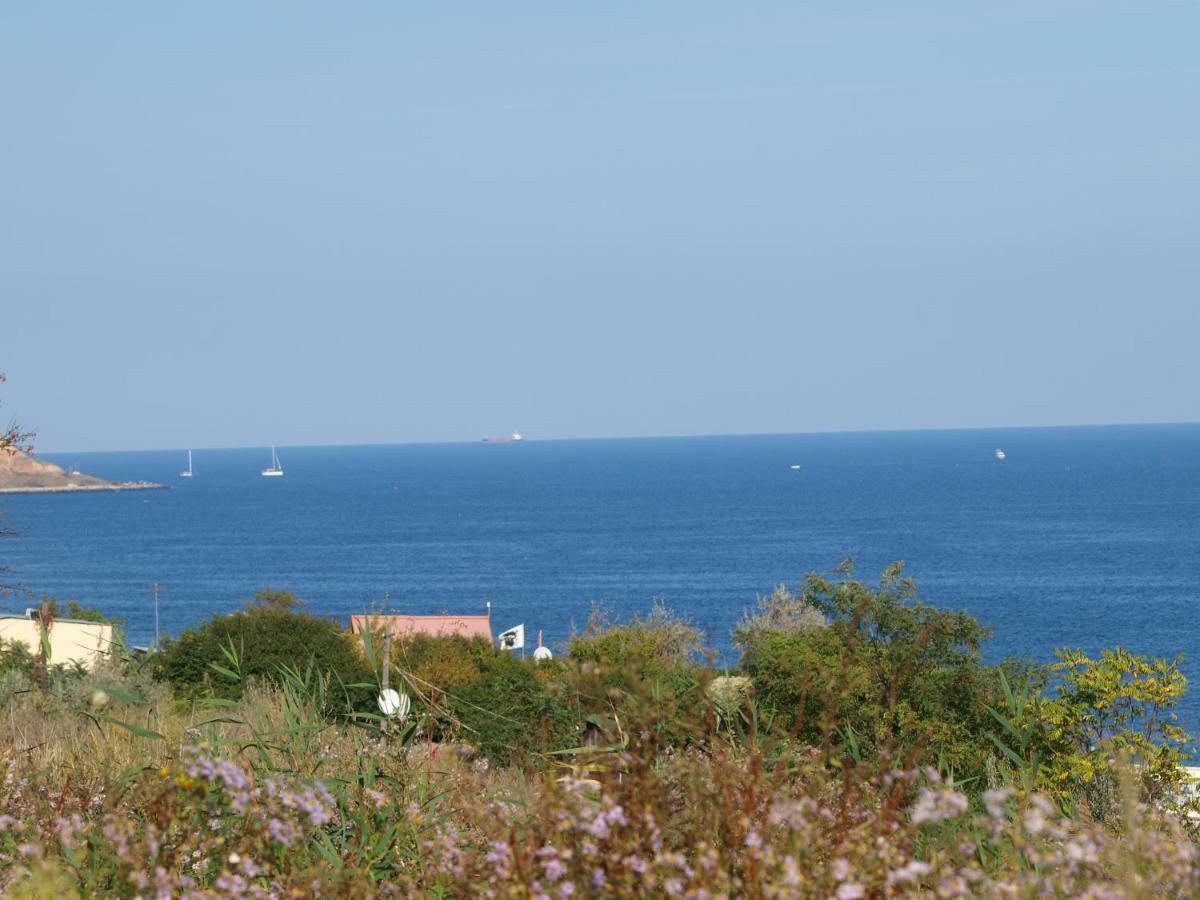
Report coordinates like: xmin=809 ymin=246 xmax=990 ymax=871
xmin=498 ymin=624 xmax=525 ymax=650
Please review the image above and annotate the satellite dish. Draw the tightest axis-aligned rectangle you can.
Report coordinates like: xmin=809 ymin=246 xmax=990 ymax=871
xmin=532 ymin=646 xmax=552 ymax=662
xmin=378 ymin=688 xmax=411 ymax=720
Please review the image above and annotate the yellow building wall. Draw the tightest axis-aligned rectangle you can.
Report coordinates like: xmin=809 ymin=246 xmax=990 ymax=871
xmin=0 ymin=617 xmax=115 ymax=668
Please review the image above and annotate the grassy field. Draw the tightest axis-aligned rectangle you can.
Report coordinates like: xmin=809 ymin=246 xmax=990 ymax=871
xmin=2 ymin=572 xmax=1199 ymax=897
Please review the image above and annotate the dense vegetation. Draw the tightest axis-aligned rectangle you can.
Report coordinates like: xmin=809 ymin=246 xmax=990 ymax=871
xmin=1 ymin=567 xmax=1198 ymax=896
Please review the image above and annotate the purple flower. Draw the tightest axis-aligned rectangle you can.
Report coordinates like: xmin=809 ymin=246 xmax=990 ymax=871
xmin=485 ymin=841 xmax=510 ymax=865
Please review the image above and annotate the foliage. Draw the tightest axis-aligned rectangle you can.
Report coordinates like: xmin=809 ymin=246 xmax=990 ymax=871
xmin=0 ymin=637 xmax=35 ymax=678
xmin=0 ymin=370 xmax=36 ymax=593
xmin=733 ymin=583 xmax=826 ymax=651
xmin=3 ymin=569 xmax=1199 ymax=894
xmin=740 ymin=562 xmax=999 ymax=775
xmin=152 ymin=602 xmax=375 ymax=713
xmin=245 ymin=588 xmax=303 ymax=611
xmin=1044 ymin=647 xmax=1194 ymax=802
xmin=388 ymin=634 xmax=579 ymax=765
xmin=568 ymin=601 xmax=703 ymax=671
xmin=33 ymin=596 xmax=125 ymax=631
xmin=565 ymin=603 xmax=710 ymax=748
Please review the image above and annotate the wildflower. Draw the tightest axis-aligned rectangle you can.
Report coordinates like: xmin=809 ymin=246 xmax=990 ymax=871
xmin=836 ymin=884 xmax=864 ymax=900
xmin=485 ymin=841 xmax=510 ymax=865
xmin=591 ymin=869 xmax=606 ymax=889
xmin=891 ymin=860 xmax=932 ymax=884
xmin=240 ymin=856 xmax=264 ymax=878
xmin=365 ymin=788 xmax=387 ymax=810
xmin=744 ymin=830 xmax=763 ymax=850
xmin=983 ymin=787 xmax=1013 ymax=820
xmin=215 ymin=872 xmax=249 ymax=895
xmin=1023 ymin=805 xmax=1046 ymax=834
xmin=623 ymin=854 xmax=648 ymax=875
xmin=781 ymin=856 xmax=802 ymax=888
xmin=544 ymin=858 xmax=567 ymax=882
xmin=832 ymin=858 xmax=850 ymax=881
xmin=267 ymin=820 xmax=297 ymax=849
xmin=910 ymin=786 xmax=969 ymax=825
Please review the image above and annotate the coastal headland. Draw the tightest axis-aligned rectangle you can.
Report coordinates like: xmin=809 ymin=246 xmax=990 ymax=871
xmin=0 ymin=447 xmax=167 ymax=494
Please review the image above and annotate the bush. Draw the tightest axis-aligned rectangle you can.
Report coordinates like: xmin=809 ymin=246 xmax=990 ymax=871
xmin=733 ymin=584 xmax=825 ymax=652
xmin=565 ymin=604 xmax=711 ymax=749
xmin=387 ymin=634 xmax=579 ymax=765
xmin=152 ymin=593 xmax=375 ymax=712
xmin=740 ymin=563 xmax=997 ymax=775
xmin=568 ymin=602 xmax=702 ymax=670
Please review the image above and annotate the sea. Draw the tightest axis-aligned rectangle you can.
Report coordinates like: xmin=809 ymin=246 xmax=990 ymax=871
xmin=4 ymin=425 xmax=1200 ymax=724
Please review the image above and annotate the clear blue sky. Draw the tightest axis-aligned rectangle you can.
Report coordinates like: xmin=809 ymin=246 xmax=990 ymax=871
xmin=2 ymin=2 xmax=1197 ymax=452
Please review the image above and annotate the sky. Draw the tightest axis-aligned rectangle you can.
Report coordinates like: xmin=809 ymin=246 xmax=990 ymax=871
xmin=2 ymin=2 xmax=1198 ymax=452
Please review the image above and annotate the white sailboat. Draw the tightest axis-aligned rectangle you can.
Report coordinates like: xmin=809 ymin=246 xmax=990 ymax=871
xmin=180 ymin=450 xmax=193 ymax=478
xmin=262 ymin=446 xmax=284 ymax=477
xmin=994 ymin=448 xmax=1006 ymax=461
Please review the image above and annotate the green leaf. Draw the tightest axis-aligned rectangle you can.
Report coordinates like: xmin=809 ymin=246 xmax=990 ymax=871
xmin=98 ymin=715 xmax=165 ymax=740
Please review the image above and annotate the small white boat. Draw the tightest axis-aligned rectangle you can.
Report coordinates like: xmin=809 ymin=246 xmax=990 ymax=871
xmin=995 ymin=448 xmax=1006 ymax=461
xmin=789 ymin=464 xmax=801 ymax=470
xmin=262 ymin=446 xmax=284 ymax=477
xmin=180 ymin=450 xmax=193 ymax=478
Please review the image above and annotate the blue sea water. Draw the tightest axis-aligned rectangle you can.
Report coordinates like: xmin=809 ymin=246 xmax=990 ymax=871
xmin=4 ymin=426 xmax=1200 ymax=722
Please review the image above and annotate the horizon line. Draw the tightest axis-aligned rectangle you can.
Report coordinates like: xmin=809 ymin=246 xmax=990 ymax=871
xmin=33 ymin=417 xmax=1200 ymax=457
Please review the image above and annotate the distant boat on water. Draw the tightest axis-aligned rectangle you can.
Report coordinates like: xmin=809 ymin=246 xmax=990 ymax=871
xmin=180 ymin=450 xmax=193 ymax=478
xmin=483 ymin=432 xmax=524 ymax=444
xmin=995 ymin=448 xmax=1007 ymax=460
xmin=262 ymin=446 xmax=284 ymax=477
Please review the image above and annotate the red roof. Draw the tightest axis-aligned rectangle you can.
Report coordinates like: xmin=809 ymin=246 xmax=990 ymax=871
xmin=349 ymin=614 xmax=494 ymax=643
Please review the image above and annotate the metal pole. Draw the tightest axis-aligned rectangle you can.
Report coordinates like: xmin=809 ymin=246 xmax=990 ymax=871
xmin=381 ymin=626 xmax=392 ymax=692
xmin=151 ymin=583 xmax=160 ymax=650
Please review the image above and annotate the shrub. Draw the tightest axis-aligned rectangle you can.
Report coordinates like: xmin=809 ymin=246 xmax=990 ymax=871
xmin=733 ymin=584 xmax=825 ymax=652
xmin=152 ymin=593 xmax=375 ymax=712
xmin=740 ymin=563 xmax=997 ymax=775
xmin=388 ymin=634 xmax=579 ymax=765
xmin=568 ymin=602 xmax=702 ymax=670
xmin=566 ymin=604 xmax=711 ymax=749
xmin=1036 ymin=647 xmax=1194 ymax=808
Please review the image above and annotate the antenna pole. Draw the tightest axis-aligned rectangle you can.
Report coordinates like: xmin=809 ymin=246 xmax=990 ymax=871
xmin=381 ymin=624 xmax=392 ymax=692
xmin=151 ymin=583 xmax=161 ymax=650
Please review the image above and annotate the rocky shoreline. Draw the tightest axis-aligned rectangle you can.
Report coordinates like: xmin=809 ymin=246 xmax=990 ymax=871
xmin=0 ymin=481 xmax=168 ymax=495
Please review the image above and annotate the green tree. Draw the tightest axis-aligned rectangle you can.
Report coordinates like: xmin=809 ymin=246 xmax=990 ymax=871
xmin=741 ymin=562 xmax=996 ymax=773
xmin=1042 ymin=647 xmax=1194 ymax=803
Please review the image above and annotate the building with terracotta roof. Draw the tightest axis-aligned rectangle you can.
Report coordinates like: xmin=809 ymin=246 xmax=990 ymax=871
xmin=349 ymin=612 xmax=494 ymax=644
